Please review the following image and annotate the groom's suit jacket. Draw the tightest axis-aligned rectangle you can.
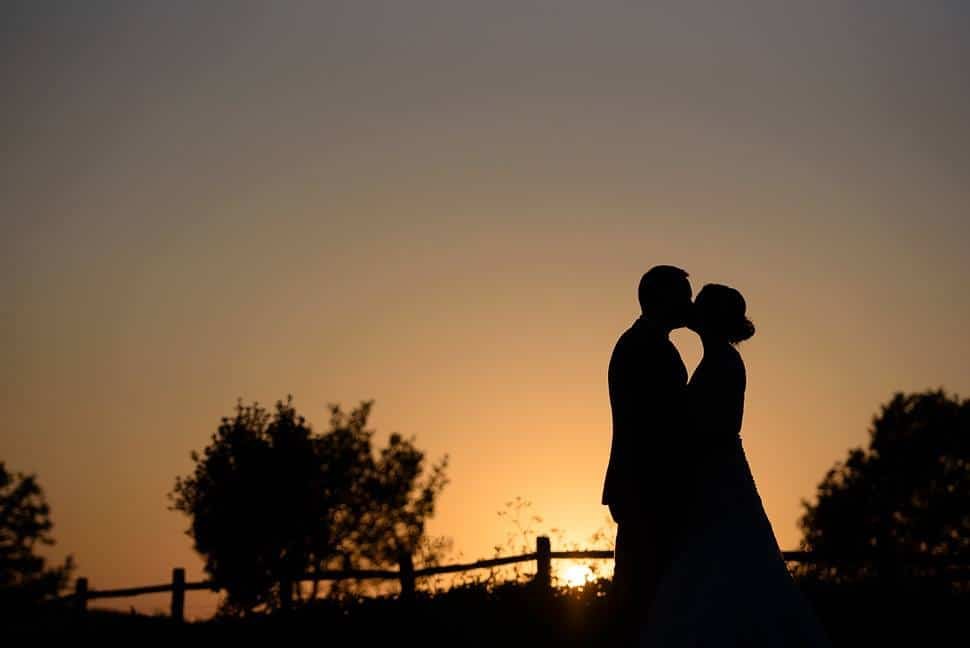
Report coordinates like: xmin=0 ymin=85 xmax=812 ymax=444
xmin=602 ymin=316 xmax=688 ymax=523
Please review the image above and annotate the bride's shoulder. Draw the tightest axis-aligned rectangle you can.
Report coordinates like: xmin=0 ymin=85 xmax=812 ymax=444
xmin=725 ymin=344 xmax=746 ymax=370
xmin=708 ymin=343 xmax=742 ymax=362
xmin=710 ymin=345 xmax=746 ymax=378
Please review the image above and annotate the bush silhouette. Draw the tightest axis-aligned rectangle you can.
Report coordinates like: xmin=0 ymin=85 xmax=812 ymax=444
xmin=170 ymin=397 xmax=448 ymax=615
xmin=0 ymin=462 xmax=74 ymax=611
xmin=798 ymin=390 xmax=970 ymax=584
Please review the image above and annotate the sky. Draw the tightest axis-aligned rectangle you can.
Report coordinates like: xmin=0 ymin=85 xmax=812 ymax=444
xmin=3 ymin=1 xmax=969 ymax=618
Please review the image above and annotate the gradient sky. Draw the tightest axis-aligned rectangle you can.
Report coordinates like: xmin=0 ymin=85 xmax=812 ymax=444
xmin=3 ymin=1 xmax=969 ymax=618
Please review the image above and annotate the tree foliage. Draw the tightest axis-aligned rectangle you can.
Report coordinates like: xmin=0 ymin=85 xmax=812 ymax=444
xmin=798 ymin=390 xmax=970 ymax=583
xmin=170 ymin=397 xmax=448 ymax=615
xmin=0 ymin=463 xmax=74 ymax=608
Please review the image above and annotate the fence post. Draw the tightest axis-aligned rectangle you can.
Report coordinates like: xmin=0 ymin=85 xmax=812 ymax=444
xmin=536 ymin=535 xmax=552 ymax=591
xmin=399 ymin=553 xmax=416 ymax=603
xmin=279 ymin=574 xmax=293 ymax=614
xmin=74 ymin=577 xmax=88 ymax=614
xmin=170 ymin=568 xmax=185 ymax=622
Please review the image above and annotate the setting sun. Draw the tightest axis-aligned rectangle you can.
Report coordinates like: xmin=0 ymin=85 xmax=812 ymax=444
xmin=561 ymin=564 xmax=595 ymax=588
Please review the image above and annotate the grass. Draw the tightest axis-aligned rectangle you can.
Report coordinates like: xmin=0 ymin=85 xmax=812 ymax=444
xmin=13 ymin=576 xmax=967 ymax=647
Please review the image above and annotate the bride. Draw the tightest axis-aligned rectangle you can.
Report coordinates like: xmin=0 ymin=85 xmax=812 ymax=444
xmin=640 ymin=284 xmax=831 ymax=647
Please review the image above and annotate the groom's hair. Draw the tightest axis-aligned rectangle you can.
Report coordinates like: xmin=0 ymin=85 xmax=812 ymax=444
xmin=638 ymin=265 xmax=690 ymax=313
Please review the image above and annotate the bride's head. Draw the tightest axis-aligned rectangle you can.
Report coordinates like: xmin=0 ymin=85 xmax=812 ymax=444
xmin=688 ymin=284 xmax=755 ymax=345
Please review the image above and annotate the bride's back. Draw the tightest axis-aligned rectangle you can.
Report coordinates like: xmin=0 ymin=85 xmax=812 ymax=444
xmin=687 ymin=342 xmax=775 ymax=542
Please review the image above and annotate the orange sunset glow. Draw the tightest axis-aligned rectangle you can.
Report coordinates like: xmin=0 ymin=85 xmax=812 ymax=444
xmin=3 ymin=2 xmax=969 ymax=623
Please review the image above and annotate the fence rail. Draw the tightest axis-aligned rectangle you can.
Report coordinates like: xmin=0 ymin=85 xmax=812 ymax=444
xmin=61 ymin=537 xmax=967 ymax=622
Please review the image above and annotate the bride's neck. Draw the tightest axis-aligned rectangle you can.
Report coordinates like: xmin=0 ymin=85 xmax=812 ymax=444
xmin=701 ymin=335 xmax=730 ymax=353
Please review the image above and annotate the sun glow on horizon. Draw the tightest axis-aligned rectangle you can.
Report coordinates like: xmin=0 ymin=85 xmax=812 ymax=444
xmin=560 ymin=563 xmax=596 ymax=588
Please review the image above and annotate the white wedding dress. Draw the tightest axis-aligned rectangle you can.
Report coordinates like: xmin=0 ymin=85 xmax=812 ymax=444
xmin=640 ymin=346 xmax=831 ymax=647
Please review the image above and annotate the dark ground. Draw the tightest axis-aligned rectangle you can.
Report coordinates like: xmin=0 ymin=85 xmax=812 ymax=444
xmin=8 ymin=578 xmax=966 ymax=646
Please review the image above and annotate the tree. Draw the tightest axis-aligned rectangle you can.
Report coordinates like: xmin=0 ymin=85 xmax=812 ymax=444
xmin=320 ymin=403 xmax=449 ymax=584
xmin=0 ymin=463 xmax=74 ymax=608
xmin=170 ymin=397 xmax=448 ymax=615
xmin=798 ymin=390 xmax=970 ymax=583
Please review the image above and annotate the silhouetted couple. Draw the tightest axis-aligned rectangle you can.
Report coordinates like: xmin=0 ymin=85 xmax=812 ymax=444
xmin=602 ymin=266 xmax=830 ymax=647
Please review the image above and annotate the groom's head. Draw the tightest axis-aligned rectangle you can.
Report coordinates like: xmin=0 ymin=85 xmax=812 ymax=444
xmin=638 ymin=265 xmax=692 ymax=330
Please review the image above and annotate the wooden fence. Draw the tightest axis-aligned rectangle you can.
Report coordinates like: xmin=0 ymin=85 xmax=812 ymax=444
xmin=61 ymin=537 xmax=956 ymax=622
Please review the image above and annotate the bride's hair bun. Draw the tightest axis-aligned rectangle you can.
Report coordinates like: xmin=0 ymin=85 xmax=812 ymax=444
xmin=728 ymin=316 xmax=756 ymax=344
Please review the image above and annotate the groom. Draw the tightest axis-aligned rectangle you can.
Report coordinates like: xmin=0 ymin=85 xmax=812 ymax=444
xmin=602 ymin=265 xmax=692 ymax=644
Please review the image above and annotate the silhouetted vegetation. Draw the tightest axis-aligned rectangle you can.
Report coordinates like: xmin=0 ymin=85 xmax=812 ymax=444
xmin=10 ymin=390 xmax=969 ymax=647
xmin=20 ymin=575 xmax=969 ymax=647
xmin=169 ymin=397 xmax=448 ymax=615
xmin=0 ymin=462 xmax=74 ymax=612
xmin=799 ymin=390 xmax=969 ymax=586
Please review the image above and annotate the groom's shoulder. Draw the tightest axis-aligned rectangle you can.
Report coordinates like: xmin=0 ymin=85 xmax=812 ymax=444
xmin=614 ymin=320 xmax=645 ymax=348
xmin=609 ymin=323 xmax=638 ymax=364
xmin=612 ymin=320 xmax=664 ymax=357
